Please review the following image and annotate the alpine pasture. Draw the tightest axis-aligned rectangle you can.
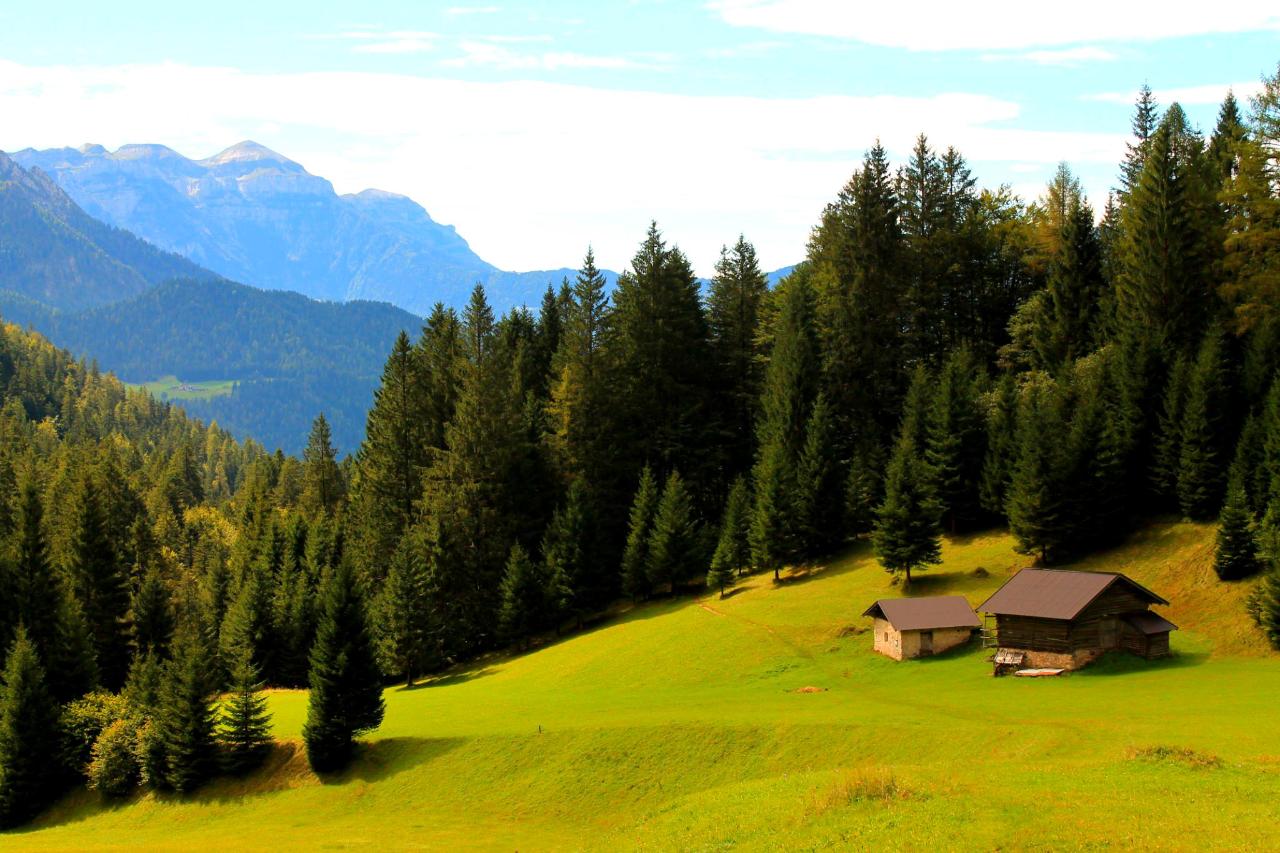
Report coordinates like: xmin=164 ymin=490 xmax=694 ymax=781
xmin=15 ymin=520 xmax=1280 ymax=851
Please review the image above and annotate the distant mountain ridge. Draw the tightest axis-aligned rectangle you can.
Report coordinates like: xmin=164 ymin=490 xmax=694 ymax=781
xmin=0 ymin=150 xmax=210 ymax=310
xmin=13 ymin=142 xmax=613 ymax=314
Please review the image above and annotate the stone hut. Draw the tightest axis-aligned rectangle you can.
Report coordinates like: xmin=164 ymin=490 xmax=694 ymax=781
xmin=862 ymin=596 xmax=980 ymax=661
xmin=977 ymin=569 xmax=1177 ymax=673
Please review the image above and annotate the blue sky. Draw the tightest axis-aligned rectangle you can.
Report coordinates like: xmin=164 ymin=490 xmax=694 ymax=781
xmin=1 ymin=1 xmax=1278 ymax=275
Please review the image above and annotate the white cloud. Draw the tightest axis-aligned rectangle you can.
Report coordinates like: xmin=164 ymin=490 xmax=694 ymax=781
xmin=982 ymin=46 xmax=1116 ymax=66
xmin=1085 ymin=80 xmax=1265 ymax=105
xmin=442 ymin=41 xmax=656 ymax=71
xmin=313 ymin=29 xmax=440 ymax=54
xmin=709 ymin=0 xmax=1280 ymax=50
xmin=0 ymin=60 xmax=1127 ymax=277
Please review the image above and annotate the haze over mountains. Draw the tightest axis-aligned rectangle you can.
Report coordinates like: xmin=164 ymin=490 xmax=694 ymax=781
xmin=14 ymin=141 xmax=613 ymax=314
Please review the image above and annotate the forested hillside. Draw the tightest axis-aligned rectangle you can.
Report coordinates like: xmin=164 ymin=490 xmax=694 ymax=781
xmin=0 ymin=152 xmax=210 ymax=311
xmin=3 ymin=279 xmax=419 ymax=454
xmin=2 ymin=66 xmax=1280 ymax=832
xmin=342 ymin=69 xmax=1280 ymax=669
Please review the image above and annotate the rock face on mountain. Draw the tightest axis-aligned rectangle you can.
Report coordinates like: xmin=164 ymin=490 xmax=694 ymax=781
xmin=13 ymin=142 xmax=601 ymax=313
xmin=0 ymin=150 xmax=209 ymax=311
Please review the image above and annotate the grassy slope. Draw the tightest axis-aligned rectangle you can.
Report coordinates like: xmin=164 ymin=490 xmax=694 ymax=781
xmin=129 ymin=376 xmax=236 ymax=401
xmin=14 ymin=521 xmax=1280 ymax=851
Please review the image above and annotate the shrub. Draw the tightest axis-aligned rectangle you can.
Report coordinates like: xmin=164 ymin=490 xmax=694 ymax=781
xmin=87 ymin=719 xmax=140 ymax=798
xmin=60 ymin=692 xmax=129 ymax=778
xmin=135 ymin=718 xmax=168 ymax=790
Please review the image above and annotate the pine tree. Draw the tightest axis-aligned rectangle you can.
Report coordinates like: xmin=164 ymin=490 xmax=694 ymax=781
xmin=844 ymin=444 xmax=883 ymax=537
xmin=1247 ymin=547 xmax=1280 ymax=649
xmin=354 ymin=330 xmax=427 ymax=575
xmin=607 ymin=223 xmax=715 ymax=487
xmin=0 ymin=628 xmax=62 ymax=828
xmin=709 ymin=476 xmax=751 ymax=592
xmin=66 ymin=474 xmax=130 ymax=689
xmin=620 ymin=466 xmax=659 ymax=600
xmin=1178 ymin=329 xmax=1230 ymax=520
xmin=1039 ymin=198 xmax=1104 ymax=367
xmin=1115 ymin=104 xmax=1217 ymax=352
xmin=793 ymin=393 xmax=842 ymax=552
xmin=979 ymin=373 xmax=1020 ymax=518
xmin=809 ymin=142 xmax=904 ymax=449
xmin=1006 ymin=381 xmax=1070 ymax=563
xmin=646 ymin=471 xmax=701 ymax=593
xmin=1214 ymin=467 xmax=1261 ymax=581
xmin=708 ymin=235 xmax=769 ymax=476
xmin=301 ymin=414 xmax=345 ymax=517
xmin=872 ymin=435 xmax=942 ymax=587
xmin=541 ymin=480 xmax=592 ymax=614
xmin=925 ymin=347 xmax=987 ymax=532
xmin=750 ymin=274 xmax=820 ymax=576
xmin=1119 ymin=84 xmax=1159 ymax=196
xmin=217 ymin=643 xmax=273 ymax=775
xmin=374 ymin=537 xmax=434 ymax=686
xmin=130 ymin=564 xmax=174 ymax=657
xmin=303 ymin=559 xmax=385 ymax=774
xmin=497 ymin=544 xmax=543 ymax=646
xmin=157 ymin=625 xmax=218 ymax=794
xmin=219 ymin=564 xmax=275 ymax=685
xmin=1151 ymin=357 xmax=1191 ymax=503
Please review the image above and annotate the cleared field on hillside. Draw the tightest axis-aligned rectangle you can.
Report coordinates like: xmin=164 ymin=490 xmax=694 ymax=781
xmin=14 ymin=521 xmax=1280 ymax=851
xmin=129 ymin=375 xmax=235 ymax=400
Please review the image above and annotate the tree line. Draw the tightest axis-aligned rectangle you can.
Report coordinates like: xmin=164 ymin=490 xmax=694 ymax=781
xmin=2 ymin=63 xmax=1280 ymax=829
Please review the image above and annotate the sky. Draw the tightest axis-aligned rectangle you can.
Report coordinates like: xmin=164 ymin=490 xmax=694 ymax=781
xmin=1 ymin=1 xmax=1278 ymax=276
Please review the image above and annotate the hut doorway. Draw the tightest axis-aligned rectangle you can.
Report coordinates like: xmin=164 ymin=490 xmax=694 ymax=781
xmin=920 ymin=631 xmax=933 ymax=655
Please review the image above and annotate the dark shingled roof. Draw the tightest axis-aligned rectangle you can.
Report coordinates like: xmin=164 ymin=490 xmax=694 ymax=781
xmin=977 ymin=569 xmax=1168 ymax=620
xmin=1122 ymin=611 xmax=1178 ymax=635
xmin=862 ymin=596 xmax=980 ymax=631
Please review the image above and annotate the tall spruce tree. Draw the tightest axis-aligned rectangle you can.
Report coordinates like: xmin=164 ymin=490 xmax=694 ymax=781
xmin=301 ymin=414 xmax=345 ymax=518
xmin=1178 ymin=329 xmax=1231 ymax=520
xmin=872 ymin=435 xmax=942 ymax=587
xmin=709 ymin=476 xmax=752 ymax=589
xmin=303 ymin=559 xmax=384 ymax=774
xmin=793 ymin=393 xmax=842 ymax=552
xmin=157 ymin=625 xmax=218 ymax=794
xmin=620 ymin=466 xmax=659 ymax=600
xmin=354 ymin=331 xmax=426 ymax=577
xmin=374 ymin=537 xmax=434 ymax=686
xmin=750 ymin=274 xmax=820 ymax=576
xmin=1151 ymin=356 xmax=1191 ymax=504
xmin=0 ymin=628 xmax=62 ymax=828
xmin=1006 ymin=381 xmax=1071 ymax=563
xmin=130 ymin=564 xmax=174 ymax=657
xmin=979 ymin=373 xmax=1020 ymax=519
xmin=1215 ymin=467 xmax=1261 ymax=581
xmin=217 ymin=643 xmax=273 ymax=775
xmin=708 ymin=235 xmax=770 ymax=477
xmin=925 ymin=347 xmax=988 ymax=532
xmin=498 ymin=544 xmax=544 ymax=647
xmin=66 ymin=475 xmax=130 ymax=689
xmin=607 ymin=223 xmax=715 ymax=490
xmin=646 ymin=471 xmax=701 ymax=593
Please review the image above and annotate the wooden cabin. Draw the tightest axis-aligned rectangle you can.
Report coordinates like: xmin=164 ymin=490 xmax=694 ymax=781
xmin=862 ymin=596 xmax=980 ymax=661
xmin=977 ymin=569 xmax=1176 ymax=673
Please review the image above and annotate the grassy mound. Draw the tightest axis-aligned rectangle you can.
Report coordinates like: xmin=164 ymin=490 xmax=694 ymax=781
xmin=14 ymin=521 xmax=1280 ymax=851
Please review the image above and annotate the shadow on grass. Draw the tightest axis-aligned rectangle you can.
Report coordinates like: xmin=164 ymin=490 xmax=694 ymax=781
xmin=404 ymin=667 xmax=497 ymax=690
xmin=774 ymin=542 xmax=874 ymax=587
xmin=1074 ymin=649 xmax=1209 ymax=677
xmin=23 ymin=737 xmax=466 ymax=833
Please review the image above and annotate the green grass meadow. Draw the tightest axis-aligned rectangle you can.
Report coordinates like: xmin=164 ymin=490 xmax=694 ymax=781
xmin=13 ymin=521 xmax=1280 ymax=851
xmin=129 ymin=376 xmax=236 ymax=401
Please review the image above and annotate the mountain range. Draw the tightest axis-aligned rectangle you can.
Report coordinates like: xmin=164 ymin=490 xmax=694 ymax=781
xmin=0 ymin=150 xmax=209 ymax=310
xmin=12 ymin=142 xmax=611 ymax=314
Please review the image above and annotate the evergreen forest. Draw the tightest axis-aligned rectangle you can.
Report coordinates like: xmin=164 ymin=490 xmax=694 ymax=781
xmin=3 ymin=67 xmax=1280 ymax=827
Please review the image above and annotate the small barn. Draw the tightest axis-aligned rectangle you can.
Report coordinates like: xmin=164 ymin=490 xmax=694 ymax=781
xmin=978 ymin=569 xmax=1177 ymax=673
xmin=862 ymin=596 xmax=980 ymax=661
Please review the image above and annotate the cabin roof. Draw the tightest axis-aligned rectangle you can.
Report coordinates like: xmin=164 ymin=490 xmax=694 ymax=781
xmin=977 ymin=569 xmax=1168 ymax=621
xmin=1122 ymin=611 xmax=1178 ymax=635
xmin=862 ymin=596 xmax=981 ymax=631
